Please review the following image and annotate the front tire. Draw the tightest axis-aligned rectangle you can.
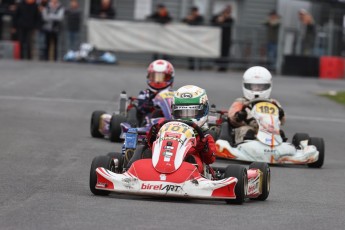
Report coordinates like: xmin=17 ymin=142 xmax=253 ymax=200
xmin=109 ymin=114 xmax=126 ymax=142
xmin=90 ymin=110 xmax=106 ymax=138
xmin=224 ymin=164 xmax=247 ymax=204
xmin=89 ymin=155 xmax=113 ymax=196
xmin=307 ymin=137 xmax=325 ymax=168
xmin=249 ymin=162 xmax=270 ymax=201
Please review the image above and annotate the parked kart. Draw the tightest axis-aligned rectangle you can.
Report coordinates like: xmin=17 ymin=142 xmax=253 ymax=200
xmin=63 ymin=43 xmax=117 ymax=64
xmin=89 ymin=120 xmax=271 ymax=204
xmin=215 ymin=98 xmax=324 ymax=168
xmin=90 ymin=90 xmax=174 ymax=142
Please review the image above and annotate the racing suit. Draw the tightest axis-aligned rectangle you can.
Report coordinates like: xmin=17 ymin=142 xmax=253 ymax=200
xmin=136 ymin=88 xmax=172 ymax=124
xmin=228 ymin=97 xmax=286 ymax=144
xmin=146 ymin=120 xmax=216 ymax=173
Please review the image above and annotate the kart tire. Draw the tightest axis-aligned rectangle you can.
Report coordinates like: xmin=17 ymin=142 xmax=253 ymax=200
xmin=89 ymin=155 xmax=113 ymax=196
xmin=249 ymin=162 xmax=270 ymax=201
xmin=127 ymin=107 xmax=138 ymax=127
xmin=208 ymin=126 xmax=220 ymax=141
xmin=307 ymin=137 xmax=325 ymax=168
xmin=107 ymin=152 xmax=124 ymax=173
xmin=224 ymin=164 xmax=247 ymax=204
xmin=109 ymin=114 xmax=126 ymax=142
xmin=90 ymin=110 xmax=106 ymax=138
xmin=292 ymin=133 xmax=310 ymax=149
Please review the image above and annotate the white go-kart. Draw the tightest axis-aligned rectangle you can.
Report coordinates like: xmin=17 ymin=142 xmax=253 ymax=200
xmin=215 ymin=99 xmax=324 ymax=168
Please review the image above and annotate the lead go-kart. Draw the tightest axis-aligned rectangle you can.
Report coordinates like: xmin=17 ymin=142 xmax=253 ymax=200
xmin=214 ymin=98 xmax=325 ymax=168
xmin=90 ymin=90 xmax=174 ymax=142
xmin=89 ymin=120 xmax=271 ymax=204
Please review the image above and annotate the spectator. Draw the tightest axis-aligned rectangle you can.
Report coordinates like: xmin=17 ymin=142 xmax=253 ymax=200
xmin=182 ymin=6 xmax=204 ymax=70
xmin=13 ymin=0 xmax=41 ymax=60
xmin=37 ymin=0 xmax=48 ymax=60
xmin=211 ymin=5 xmax=234 ymax=72
xmin=0 ymin=0 xmax=17 ymax=40
xmin=264 ymin=10 xmax=280 ymax=70
xmin=91 ymin=0 xmax=115 ymax=19
xmin=147 ymin=4 xmax=172 ymax=61
xmin=298 ymin=9 xmax=316 ymax=56
xmin=147 ymin=4 xmax=172 ymax=24
xmin=65 ymin=0 xmax=81 ymax=50
xmin=42 ymin=0 xmax=64 ymax=61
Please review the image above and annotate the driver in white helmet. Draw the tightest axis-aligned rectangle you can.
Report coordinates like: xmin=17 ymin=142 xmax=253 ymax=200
xmin=135 ymin=59 xmax=175 ymax=124
xmin=227 ymin=66 xmax=286 ymax=144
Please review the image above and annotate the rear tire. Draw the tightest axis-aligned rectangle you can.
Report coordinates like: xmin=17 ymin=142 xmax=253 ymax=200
xmin=292 ymin=133 xmax=310 ymax=149
xmin=249 ymin=162 xmax=270 ymax=201
xmin=90 ymin=110 xmax=106 ymax=138
xmin=89 ymin=155 xmax=113 ymax=196
xmin=224 ymin=164 xmax=247 ymax=204
xmin=109 ymin=114 xmax=126 ymax=142
xmin=307 ymin=137 xmax=325 ymax=168
xmin=208 ymin=126 xmax=220 ymax=141
xmin=127 ymin=107 xmax=138 ymax=127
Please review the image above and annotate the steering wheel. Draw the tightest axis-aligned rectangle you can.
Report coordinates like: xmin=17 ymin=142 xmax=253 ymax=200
xmin=243 ymin=98 xmax=273 ymax=109
xmin=158 ymin=119 xmax=205 ymax=139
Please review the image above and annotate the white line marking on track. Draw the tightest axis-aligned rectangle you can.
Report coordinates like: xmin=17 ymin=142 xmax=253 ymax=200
xmin=1 ymin=95 xmax=345 ymax=123
xmin=0 ymin=95 xmax=112 ymax=105
xmin=288 ymin=115 xmax=345 ymax=123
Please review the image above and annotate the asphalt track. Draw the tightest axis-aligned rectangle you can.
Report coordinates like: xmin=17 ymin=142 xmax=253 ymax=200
xmin=0 ymin=60 xmax=345 ymax=230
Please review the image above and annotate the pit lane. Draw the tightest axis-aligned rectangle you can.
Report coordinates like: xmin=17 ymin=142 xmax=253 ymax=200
xmin=0 ymin=60 xmax=344 ymax=230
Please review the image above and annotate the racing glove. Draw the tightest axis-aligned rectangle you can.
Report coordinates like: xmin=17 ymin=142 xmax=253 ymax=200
xmin=235 ymin=110 xmax=247 ymax=122
xmin=147 ymin=123 xmax=161 ymax=147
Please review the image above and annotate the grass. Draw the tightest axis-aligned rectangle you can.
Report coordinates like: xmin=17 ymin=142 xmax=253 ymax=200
xmin=321 ymin=91 xmax=345 ymax=105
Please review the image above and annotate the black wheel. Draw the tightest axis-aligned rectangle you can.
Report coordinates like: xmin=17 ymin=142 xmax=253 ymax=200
xmin=208 ymin=126 xmax=220 ymax=141
xmin=307 ymin=137 xmax=325 ymax=168
xmin=249 ymin=162 xmax=270 ymax=201
xmin=292 ymin=133 xmax=310 ymax=149
xmin=109 ymin=114 xmax=126 ymax=142
xmin=89 ymin=155 xmax=113 ymax=196
xmin=90 ymin=110 xmax=106 ymax=138
xmin=224 ymin=164 xmax=247 ymax=204
xmin=127 ymin=107 xmax=139 ymax=127
xmin=107 ymin=152 xmax=124 ymax=173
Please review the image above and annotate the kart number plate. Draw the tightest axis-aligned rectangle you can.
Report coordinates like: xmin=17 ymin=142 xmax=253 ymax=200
xmin=125 ymin=132 xmax=138 ymax=149
xmin=256 ymin=102 xmax=278 ymax=116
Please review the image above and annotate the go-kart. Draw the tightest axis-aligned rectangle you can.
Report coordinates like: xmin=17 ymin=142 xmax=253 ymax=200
xmin=63 ymin=43 xmax=117 ymax=64
xmin=90 ymin=90 xmax=174 ymax=142
xmin=89 ymin=120 xmax=271 ymax=204
xmin=215 ymin=98 xmax=324 ymax=168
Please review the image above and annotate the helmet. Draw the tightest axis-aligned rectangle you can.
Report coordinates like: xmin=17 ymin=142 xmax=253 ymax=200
xmin=172 ymin=85 xmax=209 ymax=127
xmin=147 ymin=60 xmax=174 ymax=92
xmin=242 ymin=66 xmax=272 ymax=100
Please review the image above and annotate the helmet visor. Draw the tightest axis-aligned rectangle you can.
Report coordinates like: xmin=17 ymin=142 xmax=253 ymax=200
xmin=244 ymin=83 xmax=271 ymax=91
xmin=172 ymin=105 xmax=205 ymax=120
xmin=147 ymin=72 xmax=172 ymax=83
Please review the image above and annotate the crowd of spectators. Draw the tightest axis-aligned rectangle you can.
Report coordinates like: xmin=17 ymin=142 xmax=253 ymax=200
xmin=0 ymin=1 xmax=320 ymax=69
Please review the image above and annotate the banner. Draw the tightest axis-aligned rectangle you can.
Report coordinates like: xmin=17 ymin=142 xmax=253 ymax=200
xmin=87 ymin=19 xmax=221 ymax=58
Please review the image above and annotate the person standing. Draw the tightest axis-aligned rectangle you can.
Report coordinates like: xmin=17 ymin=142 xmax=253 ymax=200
xmin=147 ymin=4 xmax=172 ymax=61
xmin=298 ymin=9 xmax=316 ymax=56
xmin=13 ymin=0 xmax=41 ymax=60
xmin=182 ymin=6 xmax=204 ymax=70
xmin=211 ymin=5 xmax=234 ymax=72
xmin=91 ymin=0 xmax=115 ymax=19
xmin=264 ymin=10 xmax=280 ymax=70
xmin=42 ymin=0 xmax=64 ymax=61
xmin=65 ymin=0 xmax=81 ymax=51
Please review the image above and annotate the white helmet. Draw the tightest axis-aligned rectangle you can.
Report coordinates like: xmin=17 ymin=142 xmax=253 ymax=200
xmin=242 ymin=66 xmax=272 ymax=100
